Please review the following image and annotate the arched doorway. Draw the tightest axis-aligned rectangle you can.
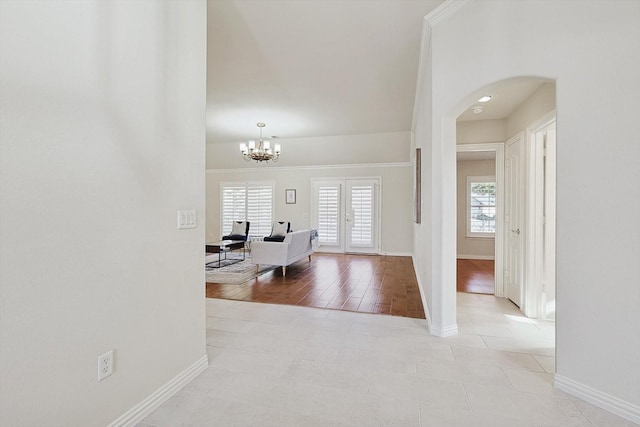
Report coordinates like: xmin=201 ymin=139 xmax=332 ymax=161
xmin=448 ymin=77 xmax=556 ymax=318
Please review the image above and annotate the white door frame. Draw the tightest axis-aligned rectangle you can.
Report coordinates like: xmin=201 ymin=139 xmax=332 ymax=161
xmin=456 ymin=143 xmax=505 ymax=297
xmin=524 ymin=110 xmax=557 ymax=319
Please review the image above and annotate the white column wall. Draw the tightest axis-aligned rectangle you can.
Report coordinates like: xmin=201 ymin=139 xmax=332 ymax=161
xmin=414 ymin=0 xmax=639 ymax=410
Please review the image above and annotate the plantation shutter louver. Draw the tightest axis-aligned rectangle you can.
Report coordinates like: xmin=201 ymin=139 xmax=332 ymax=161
xmin=349 ymin=185 xmax=373 ymax=246
xmin=220 ymin=182 xmax=273 ymax=237
xmin=221 ymin=186 xmax=246 ymax=236
xmin=246 ymin=185 xmax=273 ymax=237
xmin=317 ymin=186 xmax=339 ymax=245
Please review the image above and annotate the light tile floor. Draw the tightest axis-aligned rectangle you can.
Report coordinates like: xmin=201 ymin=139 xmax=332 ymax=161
xmin=138 ymin=293 xmax=637 ymax=427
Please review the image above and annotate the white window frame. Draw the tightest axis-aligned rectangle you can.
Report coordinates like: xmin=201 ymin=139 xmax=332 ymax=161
xmin=466 ymin=175 xmax=496 ymax=238
xmin=220 ymin=181 xmax=274 ymax=238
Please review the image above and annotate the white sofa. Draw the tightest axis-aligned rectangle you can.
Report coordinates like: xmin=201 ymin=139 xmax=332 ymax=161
xmin=250 ymin=229 xmax=313 ymax=276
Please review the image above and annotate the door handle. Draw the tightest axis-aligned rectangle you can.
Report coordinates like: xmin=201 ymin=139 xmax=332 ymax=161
xmin=511 ymin=228 xmax=520 ymax=235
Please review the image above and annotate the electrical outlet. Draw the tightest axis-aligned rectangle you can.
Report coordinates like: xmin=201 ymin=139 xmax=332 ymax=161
xmin=98 ymin=350 xmax=114 ymax=381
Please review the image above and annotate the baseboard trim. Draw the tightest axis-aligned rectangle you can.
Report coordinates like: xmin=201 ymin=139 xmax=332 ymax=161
xmin=554 ymin=374 xmax=640 ymax=424
xmin=430 ymin=323 xmax=459 ymax=337
xmin=412 ymin=255 xmax=432 ymax=332
xmin=381 ymin=251 xmax=413 ymax=257
xmin=457 ymin=254 xmax=495 ymax=260
xmin=108 ymin=355 xmax=209 ymax=427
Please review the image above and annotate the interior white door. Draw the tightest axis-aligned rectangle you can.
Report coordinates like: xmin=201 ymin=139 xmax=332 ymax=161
xmin=505 ymin=134 xmax=525 ymax=307
xmin=345 ymin=179 xmax=379 ymax=254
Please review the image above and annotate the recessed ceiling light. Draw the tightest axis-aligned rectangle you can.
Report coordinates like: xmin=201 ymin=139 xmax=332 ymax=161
xmin=478 ymin=95 xmax=492 ymax=103
xmin=471 ymin=105 xmax=484 ymax=114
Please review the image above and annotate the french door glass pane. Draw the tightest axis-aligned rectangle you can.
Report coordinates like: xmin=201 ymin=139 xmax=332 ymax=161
xmin=317 ymin=186 xmax=339 ymax=245
xmin=350 ymin=185 xmax=373 ymax=246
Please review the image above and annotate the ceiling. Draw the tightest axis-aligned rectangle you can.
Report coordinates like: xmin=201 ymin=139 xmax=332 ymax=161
xmin=206 ymin=1 xmax=546 ymax=145
xmin=456 ymin=79 xmax=544 ymax=122
xmin=206 ymin=0 xmax=444 ymax=143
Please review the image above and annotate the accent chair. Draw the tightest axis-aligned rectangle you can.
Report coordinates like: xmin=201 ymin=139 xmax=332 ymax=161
xmin=263 ymin=221 xmax=291 ymax=242
xmin=222 ymin=221 xmax=250 ymax=241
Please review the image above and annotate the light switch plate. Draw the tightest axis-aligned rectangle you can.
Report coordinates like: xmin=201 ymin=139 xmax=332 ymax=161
xmin=177 ymin=210 xmax=196 ymax=229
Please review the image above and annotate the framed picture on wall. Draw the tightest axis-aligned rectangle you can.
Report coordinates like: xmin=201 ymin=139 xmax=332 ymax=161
xmin=285 ymin=189 xmax=296 ymax=204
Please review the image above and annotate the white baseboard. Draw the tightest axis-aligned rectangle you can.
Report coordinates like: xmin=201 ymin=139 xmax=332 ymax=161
xmin=381 ymin=251 xmax=413 ymax=257
xmin=457 ymin=254 xmax=495 ymax=260
xmin=554 ymin=374 xmax=640 ymax=424
xmin=109 ymin=355 xmax=209 ymax=427
xmin=430 ymin=323 xmax=459 ymax=337
xmin=314 ymin=248 xmax=343 ymax=254
xmin=412 ymin=255 xmax=433 ymax=333
xmin=411 ymin=255 xmax=458 ymax=337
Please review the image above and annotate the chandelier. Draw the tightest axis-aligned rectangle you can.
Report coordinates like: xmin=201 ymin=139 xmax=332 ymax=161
xmin=239 ymin=122 xmax=281 ymax=162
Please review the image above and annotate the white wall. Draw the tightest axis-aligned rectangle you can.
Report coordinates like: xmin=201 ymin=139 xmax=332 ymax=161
xmin=0 ymin=1 xmax=207 ymax=425
xmin=414 ymin=0 xmax=640 ymax=416
xmin=456 ymin=159 xmax=496 ymax=259
xmin=207 ymin=131 xmax=411 ymax=169
xmin=206 ymin=131 xmax=414 ymax=255
xmin=206 ymin=164 xmax=414 ymax=255
xmin=507 ymin=82 xmax=556 ymax=139
xmin=457 ymin=119 xmax=506 ymax=144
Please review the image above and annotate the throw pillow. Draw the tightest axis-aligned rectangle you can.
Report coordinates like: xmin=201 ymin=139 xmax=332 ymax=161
xmin=231 ymin=221 xmax=246 ymax=236
xmin=271 ymin=222 xmax=288 ymax=237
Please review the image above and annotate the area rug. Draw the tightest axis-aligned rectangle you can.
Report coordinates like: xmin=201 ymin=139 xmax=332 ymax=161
xmin=205 ymin=254 xmax=275 ymax=284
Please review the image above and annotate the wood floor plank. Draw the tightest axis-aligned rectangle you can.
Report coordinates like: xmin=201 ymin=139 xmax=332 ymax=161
xmin=457 ymin=258 xmax=495 ymax=294
xmin=205 ymin=253 xmax=426 ymax=319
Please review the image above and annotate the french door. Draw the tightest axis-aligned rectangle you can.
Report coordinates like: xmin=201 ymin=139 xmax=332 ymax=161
xmin=312 ymin=178 xmax=380 ymax=254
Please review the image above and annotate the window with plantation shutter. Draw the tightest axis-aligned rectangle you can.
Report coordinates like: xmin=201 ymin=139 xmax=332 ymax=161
xmin=246 ymin=185 xmax=273 ymax=237
xmin=317 ymin=185 xmax=339 ymax=245
xmin=221 ymin=185 xmax=246 ymax=237
xmin=220 ymin=182 xmax=273 ymax=237
xmin=466 ymin=176 xmax=496 ymax=237
xmin=349 ymin=185 xmax=373 ymax=247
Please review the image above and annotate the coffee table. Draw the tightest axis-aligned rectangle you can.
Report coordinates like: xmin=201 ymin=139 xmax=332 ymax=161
xmin=205 ymin=240 xmax=246 ymax=268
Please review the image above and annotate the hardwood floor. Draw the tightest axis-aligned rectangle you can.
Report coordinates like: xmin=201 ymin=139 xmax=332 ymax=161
xmin=206 ymin=253 xmax=426 ymax=319
xmin=457 ymin=258 xmax=495 ymax=294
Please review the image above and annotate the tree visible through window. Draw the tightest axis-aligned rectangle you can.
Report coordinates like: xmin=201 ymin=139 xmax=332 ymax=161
xmin=467 ymin=176 xmax=496 ymax=237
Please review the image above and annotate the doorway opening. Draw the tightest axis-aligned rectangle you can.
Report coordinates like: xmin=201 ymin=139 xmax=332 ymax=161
xmin=452 ymin=78 xmax=556 ymax=319
xmin=456 ymin=144 xmax=504 ymax=296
